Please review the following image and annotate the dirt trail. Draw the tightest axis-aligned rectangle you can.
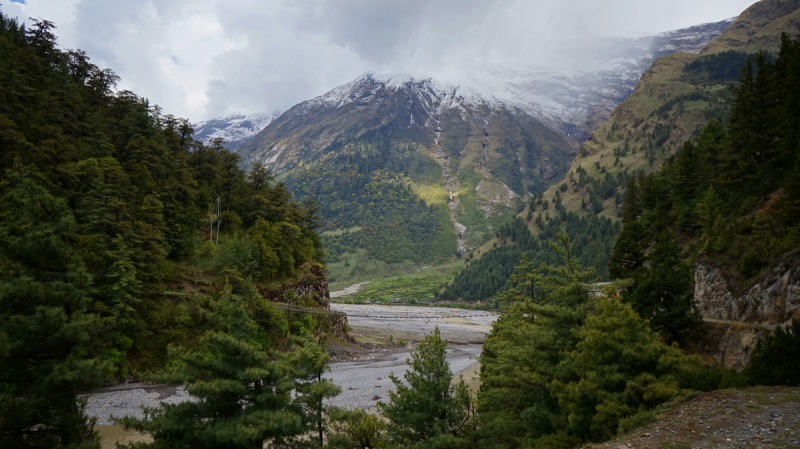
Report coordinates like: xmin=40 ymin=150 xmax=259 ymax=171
xmin=703 ymin=317 xmax=781 ymax=330
xmin=588 ymin=387 xmax=800 ymax=449
xmin=330 ymin=281 xmax=370 ymax=298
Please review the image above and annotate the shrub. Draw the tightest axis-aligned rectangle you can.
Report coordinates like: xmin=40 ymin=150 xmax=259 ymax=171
xmin=745 ymin=319 xmax=800 ymax=386
xmin=681 ymin=366 xmax=751 ymax=391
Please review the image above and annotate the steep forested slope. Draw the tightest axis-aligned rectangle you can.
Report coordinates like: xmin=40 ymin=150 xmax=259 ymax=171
xmin=0 ymin=9 xmax=325 ymax=366
xmin=612 ymin=31 xmax=800 ymax=305
xmin=237 ymin=75 xmax=578 ymax=281
xmin=442 ymin=0 xmax=800 ymax=301
xmin=554 ymin=0 xmax=800 ymax=224
xmin=0 ymin=12 xmax=333 ymax=448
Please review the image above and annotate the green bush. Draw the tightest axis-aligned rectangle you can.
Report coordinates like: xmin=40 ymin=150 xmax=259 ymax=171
xmin=681 ymin=366 xmax=751 ymax=391
xmin=617 ymin=410 xmax=655 ymax=434
xmin=745 ymin=319 xmax=800 ymax=386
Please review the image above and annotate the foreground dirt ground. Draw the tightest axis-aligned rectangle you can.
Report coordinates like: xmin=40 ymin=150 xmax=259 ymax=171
xmin=588 ymin=387 xmax=800 ymax=449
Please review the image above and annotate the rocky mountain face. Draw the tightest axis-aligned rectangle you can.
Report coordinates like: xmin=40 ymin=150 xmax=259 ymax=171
xmin=205 ymin=18 xmax=734 ymax=282
xmin=694 ymin=251 xmax=800 ymax=370
xmin=213 ymin=18 xmax=734 ymax=156
xmin=193 ymin=112 xmax=280 ymax=152
xmin=238 ymin=73 xmax=577 ymax=276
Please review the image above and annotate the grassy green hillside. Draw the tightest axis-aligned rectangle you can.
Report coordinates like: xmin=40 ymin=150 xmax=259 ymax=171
xmin=443 ymin=0 xmax=800 ymax=301
xmin=535 ymin=0 xmax=800 ymax=226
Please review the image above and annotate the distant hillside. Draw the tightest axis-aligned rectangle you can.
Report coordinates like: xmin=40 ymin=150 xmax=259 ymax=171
xmin=237 ymin=74 xmax=578 ymax=282
xmin=702 ymin=0 xmax=800 ymax=54
xmin=228 ymin=19 xmax=733 ymax=284
xmin=442 ymin=0 xmax=800 ymax=301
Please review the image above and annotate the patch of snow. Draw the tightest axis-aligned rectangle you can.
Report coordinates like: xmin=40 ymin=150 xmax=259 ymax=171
xmin=194 ymin=111 xmax=281 ymax=151
xmin=286 ymin=18 xmax=734 ymax=136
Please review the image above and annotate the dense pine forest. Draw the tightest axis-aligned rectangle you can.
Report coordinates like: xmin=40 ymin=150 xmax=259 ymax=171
xmin=439 ymin=208 xmax=620 ymax=301
xmin=3 ymin=4 xmax=800 ymax=449
xmin=0 ymin=12 xmax=338 ymax=448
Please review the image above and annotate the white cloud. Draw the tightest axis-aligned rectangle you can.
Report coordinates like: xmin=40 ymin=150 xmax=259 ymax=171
xmin=0 ymin=0 xmax=757 ymax=121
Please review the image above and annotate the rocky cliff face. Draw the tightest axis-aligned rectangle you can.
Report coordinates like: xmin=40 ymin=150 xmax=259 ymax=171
xmin=260 ymin=265 xmax=350 ymax=342
xmin=694 ymin=324 xmax=769 ymax=371
xmin=693 ymin=251 xmax=800 ymax=369
xmin=260 ymin=264 xmax=332 ymax=309
xmin=695 ymin=252 xmax=800 ymax=325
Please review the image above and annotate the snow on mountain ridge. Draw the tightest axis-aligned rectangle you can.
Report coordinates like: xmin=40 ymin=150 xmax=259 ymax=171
xmin=296 ymin=68 xmax=627 ymax=139
xmin=293 ymin=17 xmax=736 ymax=140
xmin=206 ymin=17 xmax=736 ymax=151
xmin=194 ymin=112 xmax=281 ymax=151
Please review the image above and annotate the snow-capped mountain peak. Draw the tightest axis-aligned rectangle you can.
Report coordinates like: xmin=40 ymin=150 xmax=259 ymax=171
xmin=292 ymin=16 xmax=735 ymax=141
xmin=203 ymin=17 xmax=735 ymax=151
xmin=193 ymin=111 xmax=281 ymax=151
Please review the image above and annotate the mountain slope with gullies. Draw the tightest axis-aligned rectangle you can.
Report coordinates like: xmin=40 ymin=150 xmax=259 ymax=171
xmin=237 ymin=74 xmax=578 ymax=282
xmin=232 ymin=19 xmax=735 ymax=284
xmin=526 ymin=0 xmax=800 ymax=225
xmin=442 ymin=0 xmax=800 ymax=301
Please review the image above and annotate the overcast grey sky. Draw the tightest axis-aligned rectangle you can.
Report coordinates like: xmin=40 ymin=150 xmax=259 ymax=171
xmin=1 ymin=0 xmax=756 ymax=121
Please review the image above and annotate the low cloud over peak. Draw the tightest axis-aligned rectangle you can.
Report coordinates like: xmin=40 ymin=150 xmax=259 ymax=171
xmin=0 ymin=0 xmax=755 ymax=121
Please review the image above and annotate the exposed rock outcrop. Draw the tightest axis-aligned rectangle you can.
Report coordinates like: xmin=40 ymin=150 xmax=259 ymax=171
xmin=693 ymin=251 xmax=800 ymax=369
xmin=695 ymin=252 xmax=800 ymax=325
xmin=260 ymin=264 xmax=331 ymax=309
xmin=259 ymin=264 xmax=350 ymax=342
xmin=694 ymin=323 xmax=769 ymax=370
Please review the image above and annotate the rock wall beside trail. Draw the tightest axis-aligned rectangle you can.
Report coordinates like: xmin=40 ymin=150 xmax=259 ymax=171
xmin=694 ymin=252 xmax=800 ymax=325
xmin=694 ymin=323 xmax=769 ymax=370
xmin=260 ymin=264 xmax=331 ymax=309
xmin=260 ymin=264 xmax=350 ymax=342
xmin=693 ymin=251 xmax=800 ymax=369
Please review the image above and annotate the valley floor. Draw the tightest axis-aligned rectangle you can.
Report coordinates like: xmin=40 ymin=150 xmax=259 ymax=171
xmin=88 ymin=304 xmax=495 ymax=447
xmin=330 ymin=303 xmax=496 ymax=344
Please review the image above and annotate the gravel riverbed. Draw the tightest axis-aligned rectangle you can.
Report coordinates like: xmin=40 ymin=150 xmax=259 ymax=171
xmin=84 ymin=344 xmax=483 ymax=424
xmin=84 ymin=304 xmax=494 ymax=424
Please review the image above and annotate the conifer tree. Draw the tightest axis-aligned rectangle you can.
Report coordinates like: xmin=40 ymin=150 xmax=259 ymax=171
xmin=117 ymin=285 xmax=336 ymax=449
xmin=379 ymin=327 xmax=474 ymax=448
xmin=477 ymin=234 xmax=595 ymax=449
xmin=745 ymin=319 xmax=800 ymax=387
xmin=0 ymin=169 xmax=110 ymax=449
xmin=616 ymin=230 xmax=700 ymax=340
xmin=608 ymin=220 xmax=649 ymax=281
xmin=550 ymin=298 xmax=698 ymax=441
